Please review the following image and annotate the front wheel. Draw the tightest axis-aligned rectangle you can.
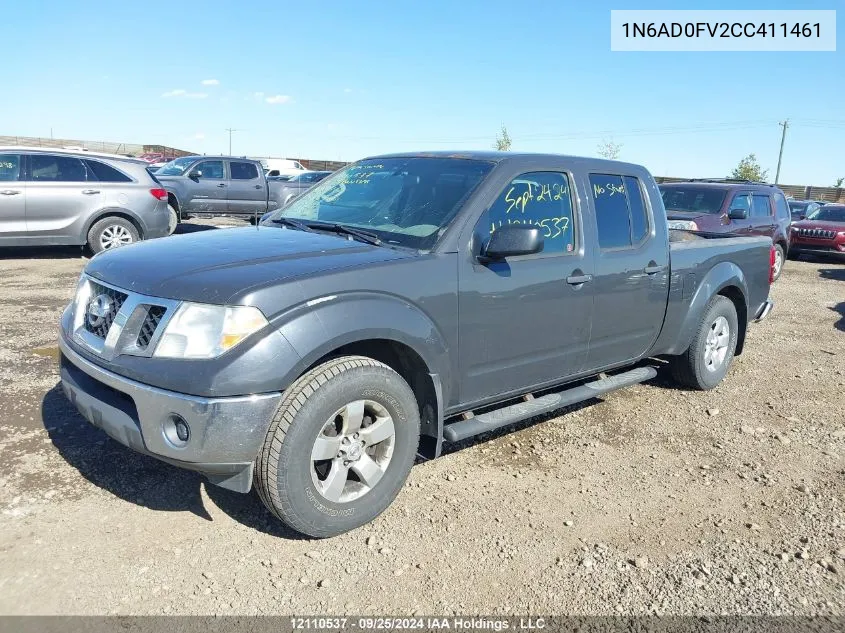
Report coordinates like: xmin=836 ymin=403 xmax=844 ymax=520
xmin=671 ymin=295 xmax=739 ymax=390
xmin=167 ymin=205 xmax=179 ymax=235
xmin=254 ymin=356 xmax=420 ymax=538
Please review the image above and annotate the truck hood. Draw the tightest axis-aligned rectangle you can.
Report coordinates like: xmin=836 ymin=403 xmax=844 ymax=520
xmin=85 ymin=226 xmax=413 ymax=304
xmin=665 ymin=210 xmax=709 ymax=221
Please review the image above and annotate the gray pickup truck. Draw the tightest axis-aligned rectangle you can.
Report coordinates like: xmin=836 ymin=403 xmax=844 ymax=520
xmin=58 ymin=152 xmax=774 ymax=538
xmin=154 ymin=155 xmax=284 ymax=220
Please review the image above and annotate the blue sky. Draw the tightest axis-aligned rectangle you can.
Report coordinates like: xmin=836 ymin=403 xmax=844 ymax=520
xmin=2 ymin=0 xmax=842 ymax=185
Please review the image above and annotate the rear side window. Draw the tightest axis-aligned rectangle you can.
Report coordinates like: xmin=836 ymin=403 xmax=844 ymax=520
xmin=0 ymin=154 xmax=21 ymax=181
xmin=751 ymin=195 xmax=771 ymax=218
xmin=478 ymin=171 xmax=575 ymax=254
xmin=85 ymin=160 xmax=132 ymax=182
xmin=29 ymin=154 xmax=88 ymax=182
xmin=230 ymin=161 xmax=259 ymax=180
xmin=590 ymin=174 xmax=651 ymax=249
xmin=773 ymin=192 xmax=790 ymax=220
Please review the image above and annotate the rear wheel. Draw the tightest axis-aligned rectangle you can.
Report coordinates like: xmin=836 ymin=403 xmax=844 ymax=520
xmin=87 ymin=216 xmax=140 ymax=254
xmin=772 ymin=243 xmax=785 ymax=280
xmin=671 ymin=295 xmax=738 ymax=390
xmin=167 ymin=205 xmax=179 ymax=235
xmin=254 ymin=356 xmax=420 ymax=538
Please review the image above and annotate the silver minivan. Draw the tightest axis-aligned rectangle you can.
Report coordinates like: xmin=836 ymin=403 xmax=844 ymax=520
xmin=0 ymin=147 xmax=175 ymax=253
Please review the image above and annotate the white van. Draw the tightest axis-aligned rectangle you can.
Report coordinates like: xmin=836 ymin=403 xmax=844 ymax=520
xmin=261 ymin=158 xmax=307 ymax=178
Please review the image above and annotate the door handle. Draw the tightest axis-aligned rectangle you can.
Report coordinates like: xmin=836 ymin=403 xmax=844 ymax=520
xmin=644 ymin=264 xmax=665 ymax=275
xmin=81 ymin=189 xmax=100 ymax=195
xmin=566 ymin=274 xmax=592 ymax=285
xmin=217 ymin=183 xmax=227 ymax=188
xmin=0 ymin=190 xmax=21 ymax=195
xmin=254 ymin=185 xmax=263 ymax=189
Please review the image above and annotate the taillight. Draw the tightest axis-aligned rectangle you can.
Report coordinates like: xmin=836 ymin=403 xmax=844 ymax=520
xmin=769 ymin=245 xmax=776 ymax=284
xmin=150 ymin=188 xmax=168 ymax=201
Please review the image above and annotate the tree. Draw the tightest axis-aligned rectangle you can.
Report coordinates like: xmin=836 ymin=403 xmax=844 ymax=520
xmin=730 ymin=154 xmax=769 ymax=182
xmin=597 ymin=139 xmax=622 ymax=160
xmin=834 ymin=177 xmax=844 ymax=188
xmin=494 ymin=124 xmax=512 ymax=151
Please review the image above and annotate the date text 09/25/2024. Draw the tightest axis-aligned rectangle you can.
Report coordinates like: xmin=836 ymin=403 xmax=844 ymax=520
xmin=290 ymin=617 xmax=548 ymax=630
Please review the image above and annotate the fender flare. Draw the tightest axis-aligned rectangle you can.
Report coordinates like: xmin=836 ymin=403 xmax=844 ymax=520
xmin=271 ymin=293 xmax=451 ymax=452
xmin=82 ymin=207 xmax=147 ymax=240
xmin=671 ymin=261 xmax=750 ymax=356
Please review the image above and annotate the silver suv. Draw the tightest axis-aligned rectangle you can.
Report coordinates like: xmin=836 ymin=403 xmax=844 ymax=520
xmin=0 ymin=147 xmax=175 ymax=253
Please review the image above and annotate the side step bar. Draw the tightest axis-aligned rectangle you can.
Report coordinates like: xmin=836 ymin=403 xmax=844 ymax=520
xmin=442 ymin=366 xmax=657 ymax=443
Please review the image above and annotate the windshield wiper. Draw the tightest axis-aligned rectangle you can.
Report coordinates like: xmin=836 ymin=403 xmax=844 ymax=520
xmin=313 ymin=223 xmax=382 ymax=246
xmin=271 ymin=217 xmax=316 ymax=233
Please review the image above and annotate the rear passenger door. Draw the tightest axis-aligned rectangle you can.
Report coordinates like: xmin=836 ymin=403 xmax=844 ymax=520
xmin=185 ymin=159 xmax=227 ymax=213
xmin=584 ymin=173 xmax=669 ymax=370
xmin=24 ymin=153 xmax=98 ymax=240
xmin=0 ymin=153 xmax=27 ymax=239
xmin=750 ymin=193 xmax=775 ymax=238
xmin=226 ymin=161 xmax=266 ymax=214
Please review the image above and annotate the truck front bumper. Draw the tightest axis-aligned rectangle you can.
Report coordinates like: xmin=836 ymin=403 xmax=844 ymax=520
xmin=58 ymin=330 xmax=282 ymax=492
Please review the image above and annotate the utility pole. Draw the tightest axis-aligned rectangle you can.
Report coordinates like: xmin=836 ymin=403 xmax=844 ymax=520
xmin=225 ymin=128 xmax=239 ymax=155
xmin=775 ymin=119 xmax=789 ymax=184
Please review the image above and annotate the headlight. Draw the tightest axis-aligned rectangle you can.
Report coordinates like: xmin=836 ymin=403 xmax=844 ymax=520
xmin=667 ymin=220 xmax=699 ymax=231
xmin=154 ymin=303 xmax=269 ymax=359
xmin=838 ymin=232 xmax=845 ymax=238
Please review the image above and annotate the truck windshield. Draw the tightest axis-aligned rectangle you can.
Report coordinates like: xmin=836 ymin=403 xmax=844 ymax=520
xmin=156 ymin=156 xmax=197 ymax=176
xmin=266 ymin=157 xmax=494 ymax=249
xmin=660 ymin=186 xmax=727 ymax=215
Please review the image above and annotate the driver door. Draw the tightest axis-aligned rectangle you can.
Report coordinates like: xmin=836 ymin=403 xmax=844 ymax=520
xmin=457 ymin=169 xmax=594 ymax=407
xmin=186 ymin=159 xmax=227 ymax=213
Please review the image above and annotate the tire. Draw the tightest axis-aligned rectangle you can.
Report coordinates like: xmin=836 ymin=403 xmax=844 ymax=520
xmin=167 ymin=205 xmax=179 ymax=235
xmin=771 ymin=243 xmax=785 ymax=281
xmin=87 ymin=216 xmax=140 ymax=254
xmin=671 ymin=295 xmax=739 ymax=391
xmin=254 ymin=356 xmax=420 ymax=538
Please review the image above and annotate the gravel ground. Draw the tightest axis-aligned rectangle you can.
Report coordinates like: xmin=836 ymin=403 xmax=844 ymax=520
xmin=0 ymin=222 xmax=843 ymax=616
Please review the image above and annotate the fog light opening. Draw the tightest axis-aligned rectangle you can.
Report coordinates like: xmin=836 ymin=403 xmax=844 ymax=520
xmin=163 ymin=414 xmax=190 ymax=448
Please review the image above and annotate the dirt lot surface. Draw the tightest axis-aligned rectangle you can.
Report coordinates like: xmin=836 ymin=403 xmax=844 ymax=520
xmin=0 ymin=222 xmax=843 ymax=616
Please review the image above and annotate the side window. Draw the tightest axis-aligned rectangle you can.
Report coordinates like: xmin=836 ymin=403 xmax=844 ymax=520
xmin=730 ymin=192 xmax=751 ymax=212
xmin=624 ymin=176 xmax=649 ymax=242
xmin=0 ymin=154 xmax=21 ymax=181
xmin=230 ymin=161 xmax=259 ymax=180
xmin=751 ymin=195 xmax=771 ymax=218
xmin=773 ymin=192 xmax=789 ymax=221
xmin=85 ymin=160 xmax=132 ymax=183
xmin=29 ymin=154 xmax=88 ymax=182
xmin=477 ymin=171 xmax=575 ymax=255
xmin=590 ymin=173 xmax=650 ymax=249
xmin=196 ymin=160 xmax=224 ymax=179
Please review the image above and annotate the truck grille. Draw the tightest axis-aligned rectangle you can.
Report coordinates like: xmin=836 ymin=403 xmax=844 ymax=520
xmin=797 ymin=228 xmax=835 ymax=239
xmin=83 ymin=282 xmax=128 ymax=339
xmin=136 ymin=306 xmax=167 ymax=350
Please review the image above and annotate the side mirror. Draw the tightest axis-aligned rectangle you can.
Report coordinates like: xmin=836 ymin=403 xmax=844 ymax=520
xmin=728 ymin=207 xmax=748 ymax=220
xmin=189 ymin=169 xmax=202 ymax=180
xmin=482 ymin=225 xmax=544 ymax=260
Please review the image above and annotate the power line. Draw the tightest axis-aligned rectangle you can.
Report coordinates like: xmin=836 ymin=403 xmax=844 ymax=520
xmin=225 ymin=128 xmax=239 ymax=154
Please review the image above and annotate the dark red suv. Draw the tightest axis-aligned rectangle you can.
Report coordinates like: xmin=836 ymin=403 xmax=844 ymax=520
xmin=658 ymin=180 xmax=792 ymax=280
